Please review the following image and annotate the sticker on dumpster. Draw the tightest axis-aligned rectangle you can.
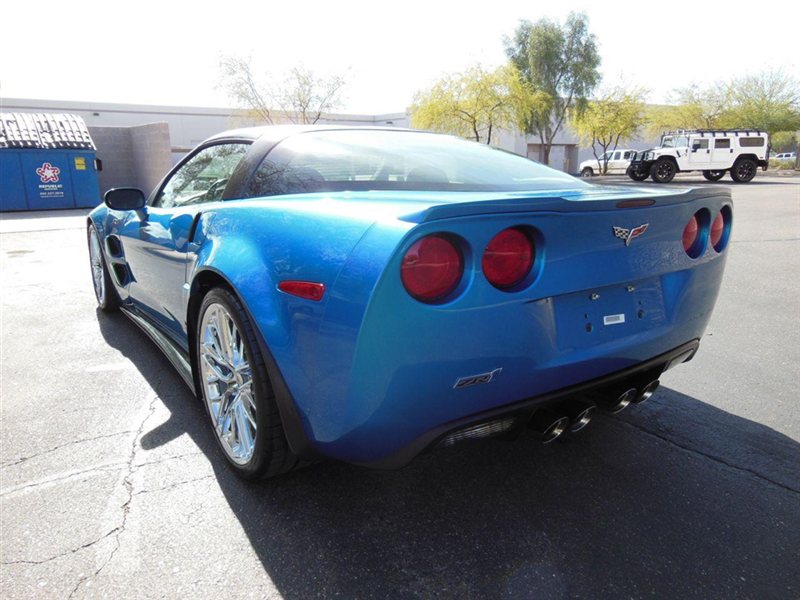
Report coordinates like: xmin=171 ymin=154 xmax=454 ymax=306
xmin=74 ymin=157 xmax=86 ymax=170
xmin=36 ymin=162 xmax=61 ymax=183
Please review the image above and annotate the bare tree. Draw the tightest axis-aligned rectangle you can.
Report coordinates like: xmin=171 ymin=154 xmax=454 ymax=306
xmin=219 ymin=56 xmax=275 ymax=124
xmin=275 ymin=67 xmax=346 ymax=124
xmin=219 ymin=56 xmax=346 ymax=125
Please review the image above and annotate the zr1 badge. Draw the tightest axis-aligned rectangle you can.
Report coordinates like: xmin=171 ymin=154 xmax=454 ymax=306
xmin=454 ymin=368 xmax=503 ymax=389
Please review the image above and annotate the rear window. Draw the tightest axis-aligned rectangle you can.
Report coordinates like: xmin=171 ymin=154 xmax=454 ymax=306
xmin=245 ymin=130 xmax=585 ymax=197
xmin=739 ymin=136 xmax=765 ymax=147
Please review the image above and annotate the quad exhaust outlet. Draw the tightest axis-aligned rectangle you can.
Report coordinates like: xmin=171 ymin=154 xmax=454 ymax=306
xmin=635 ymin=379 xmax=660 ymax=404
xmin=528 ymin=409 xmax=570 ymax=443
xmin=563 ymin=400 xmax=596 ymax=432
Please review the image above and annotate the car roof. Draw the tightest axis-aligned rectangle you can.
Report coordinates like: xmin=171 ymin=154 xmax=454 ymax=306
xmin=205 ymin=124 xmax=416 ymax=145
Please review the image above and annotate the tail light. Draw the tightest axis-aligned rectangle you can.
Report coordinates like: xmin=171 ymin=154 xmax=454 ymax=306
xmin=401 ymin=234 xmax=463 ymax=303
xmin=710 ymin=213 xmax=724 ymax=248
xmin=711 ymin=206 xmax=732 ymax=252
xmin=682 ymin=213 xmax=704 ymax=258
xmin=482 ymin=227 xmax=534 ymax=289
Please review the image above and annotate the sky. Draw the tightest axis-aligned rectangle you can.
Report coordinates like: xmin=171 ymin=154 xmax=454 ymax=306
xmin=1 ymin=0 xmax=797 ymax=114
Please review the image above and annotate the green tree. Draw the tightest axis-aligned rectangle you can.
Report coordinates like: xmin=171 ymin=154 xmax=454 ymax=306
xmin=647 ymin=86 xmax=732 ymax=134
xmin=411 ymin=64 xmax=540 ymax=144
xmin=219 ymin=56 xmax=346 ymax=125
xmin=648 ymin=70 xmax=800 ymax=136
xmin=770 ymin=131 xmax=797 ymax=153
xmin=571 ymin=87 xmax=648 ymax=174
xmin=724 ymin=70 xmax=800 ymax=135
xmin=504 ymin=12 xmax=601 ymax=164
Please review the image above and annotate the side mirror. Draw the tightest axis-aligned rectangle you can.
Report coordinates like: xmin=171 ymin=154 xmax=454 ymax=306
xmin=104 ymin=187 xmax=146 ymax=211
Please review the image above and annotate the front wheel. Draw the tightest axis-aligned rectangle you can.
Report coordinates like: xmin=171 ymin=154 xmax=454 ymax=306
xmin=627 ymin=166 xmax=649 ymax=182
xmin=197 ymin=287 xmax=300 ymax=479
xmin=580 ymin=167 xmax=594 ymax=178
xmin=87 ymin=225 xmax=120 ymax=312
xmin=702 ymin=170 xmax=726 ymax=182
xmin=730 ymin=158 xmax=757 ymax=183
xmin=650 ymin=159 xmax=677 ymax=183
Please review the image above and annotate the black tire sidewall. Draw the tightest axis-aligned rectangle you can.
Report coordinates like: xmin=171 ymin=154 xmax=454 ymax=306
xmin=87 ymin=225 xmax=119 ymax=312
xmin=196 ymin=288 xmax=272 ymax=478
xmin=581 ymin=168 xmax=593 ymax=177
xmin=731 ymin=159 xmax=756 ymax=183
xmin=650 ymin=159 xmax=676 ymax=183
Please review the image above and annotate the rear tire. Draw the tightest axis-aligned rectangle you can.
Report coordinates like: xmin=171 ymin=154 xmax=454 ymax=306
xmin=702 ymin=170 xmax=726 ymax=182
xmin=580 ymin=167 xmax=594 ymax=178
xmin=87 ymin=225 xmax=120 ymax=312
xmin=730 ymin=158 xmax=756 ymax=183
xmin=650 ymin=159 xmax=677 ymax=183
xmin=196 ymin=287 xmax=300 ymax=480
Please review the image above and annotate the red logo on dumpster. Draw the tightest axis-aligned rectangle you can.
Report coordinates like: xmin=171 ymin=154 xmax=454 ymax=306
xmin=36 ymin=162 xmax=61 ymax=183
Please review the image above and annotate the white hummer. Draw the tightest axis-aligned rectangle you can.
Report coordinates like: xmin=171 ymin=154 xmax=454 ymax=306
xmin=627 ymin=130 xmax=769 ymax=183
xmin=579 ymin=149 xmax=637 ymax=177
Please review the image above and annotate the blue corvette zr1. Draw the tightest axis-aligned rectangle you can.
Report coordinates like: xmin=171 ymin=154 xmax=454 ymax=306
xmin=87 ymin=126 xmax=731 ymax=479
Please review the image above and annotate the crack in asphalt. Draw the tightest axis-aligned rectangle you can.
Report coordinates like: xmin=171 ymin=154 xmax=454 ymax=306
xmin=133 ymin=450 xmax=204 ymax=469
xmin=0 ymin=431 xmax=135 ymax=469
xmin=132 ymin=473 xmax=215 ymax=496
xmin=0 ymin=528 xmax=121 ymax=567
xmin=614 ymin=417 xmax=800 ymax=495
xmin=0 ymin=463 xmax=128 ymax=498
xmin=67 ymin=387 xmax=162 ymax=599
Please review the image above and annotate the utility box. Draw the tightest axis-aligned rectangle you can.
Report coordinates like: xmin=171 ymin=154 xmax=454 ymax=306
xmin=0 ymin=113 xmax=102 ymax=212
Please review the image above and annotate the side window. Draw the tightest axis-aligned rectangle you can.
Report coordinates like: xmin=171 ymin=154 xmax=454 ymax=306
xmin=613 ymin=151 xmax=621 ymax=160
xmin=740 ymin=136 xmax=765 ymax=147
xmin=714 ymin=139 xmax=731 ymax=149
xmin=154 ymin=143 xmax=249 ymax=208
xmin=692 ymin=139 xmax=709 ymax=150
xmin=623 ymin=151 xmax=634 ymax=159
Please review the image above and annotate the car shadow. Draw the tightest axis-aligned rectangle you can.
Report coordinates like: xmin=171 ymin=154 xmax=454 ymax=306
xmin=97 ymin=310 xmax=800 ymax=599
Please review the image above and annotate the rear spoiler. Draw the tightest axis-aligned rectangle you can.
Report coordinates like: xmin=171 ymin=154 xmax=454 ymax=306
xmin=400 ymin=187 xmax=727 ymax=223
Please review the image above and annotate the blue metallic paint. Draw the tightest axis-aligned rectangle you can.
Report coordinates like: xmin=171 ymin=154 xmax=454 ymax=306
xmin=90 ymin=184 xmax=730 ymax=466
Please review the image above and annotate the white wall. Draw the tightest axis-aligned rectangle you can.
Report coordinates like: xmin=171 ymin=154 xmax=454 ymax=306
xmin=4 ymin=98 xmax=596 ymax=172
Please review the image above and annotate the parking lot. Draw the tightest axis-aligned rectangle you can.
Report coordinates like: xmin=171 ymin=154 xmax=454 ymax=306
xmin=1 ymin=175 xmax=799 ymax=599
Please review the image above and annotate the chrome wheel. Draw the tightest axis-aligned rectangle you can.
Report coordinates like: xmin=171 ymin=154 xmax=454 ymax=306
xmin=89 ymin=229 xmax=105 ymax=304
xmin=199 ymin=303 xmax=257 ymax=464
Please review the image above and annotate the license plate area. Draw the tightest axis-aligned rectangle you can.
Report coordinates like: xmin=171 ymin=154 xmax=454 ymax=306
xmin=554 ymin=279 xmax=667 ymax=350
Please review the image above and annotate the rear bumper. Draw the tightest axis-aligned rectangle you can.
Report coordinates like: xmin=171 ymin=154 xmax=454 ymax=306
xmin=360 ymin=338 xmax=699 ymax=469
xmin=280 ymin=190 xmax=730 ymax=467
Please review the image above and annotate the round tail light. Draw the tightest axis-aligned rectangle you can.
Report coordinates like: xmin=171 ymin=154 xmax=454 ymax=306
xmin=711 ymin=206 xmax=732 ymax=252
xmin=682 ymin=214 xmax=702 ymax=257
xmin=401 ymin=234 xmax=463 ymax=303
xmin=482 ymin=227 xmax=534 ymax=289
xmin=710 ymin=212 xmax=724 ymax=248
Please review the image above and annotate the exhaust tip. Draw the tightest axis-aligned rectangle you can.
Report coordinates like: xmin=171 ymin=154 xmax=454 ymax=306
xmin=569 ymin=404 xmax=595 ymax=432
xmin=541 ymin=416 xmax=570 ymax=443
xmin=529 ymin=410 xmax=570 ymax=443
xmin=599 ymin=387 xmax=638 ymax=414
xmin=635 ymin=380 xmax=660 ymax=404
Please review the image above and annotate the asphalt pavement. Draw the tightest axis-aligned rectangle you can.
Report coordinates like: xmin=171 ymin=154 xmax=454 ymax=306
xmin=1 ymin=175 xmax=799 ymax=599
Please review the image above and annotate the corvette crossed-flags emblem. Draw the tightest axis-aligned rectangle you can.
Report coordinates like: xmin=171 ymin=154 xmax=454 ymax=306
xmin=613 ymin=223 xmax=649 ymax=246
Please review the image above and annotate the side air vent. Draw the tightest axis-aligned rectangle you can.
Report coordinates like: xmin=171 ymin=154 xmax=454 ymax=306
xmin=112 ymin=264 xmax=130 ymax=286
xmin=106 ymin=236 xmax=123 ymax=257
